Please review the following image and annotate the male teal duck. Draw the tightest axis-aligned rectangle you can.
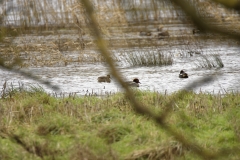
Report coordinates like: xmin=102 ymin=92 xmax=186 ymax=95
xmin=98 ymin=75 xmax=111 ymax=83
xmin=125 ymin=78 xmax=141 ymax=87
xmin=179 ymin=70 xmax=188 ymax=78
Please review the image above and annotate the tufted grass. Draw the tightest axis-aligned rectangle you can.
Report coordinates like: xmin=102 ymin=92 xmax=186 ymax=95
xmin=195 ymin=54 xmax=224 ymax=69
xmin=0 ymin=86 xmax=240 ymax=159
xmin=120 ymin=49 xmax=173 ymax=67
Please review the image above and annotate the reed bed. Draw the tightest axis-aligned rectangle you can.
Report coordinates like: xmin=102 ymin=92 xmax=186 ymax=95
xmin=196 ymin=54 xmax=224 ymax=69
xmin=119 ymin=48 xmax=173 ymax=67
xmin=0 ymin=0 xmax=238 ymax=69
xmin=0 ymin=81 xmax=43 ymax=99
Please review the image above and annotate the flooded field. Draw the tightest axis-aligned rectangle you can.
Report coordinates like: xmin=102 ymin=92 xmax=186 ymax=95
xmin=1 ymin=0 xmax=240 ymax=96
xmin=1 ymin=27 xmax=240 ymax=96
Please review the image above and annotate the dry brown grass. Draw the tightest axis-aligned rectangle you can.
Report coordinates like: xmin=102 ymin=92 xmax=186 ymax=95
xmin=9 ymin=134 xmax=59 ymax=159
xmin=126 ymin=141 xmax=184 ymax=160
xmin=1 ymin=0 xmax=240 ymax=68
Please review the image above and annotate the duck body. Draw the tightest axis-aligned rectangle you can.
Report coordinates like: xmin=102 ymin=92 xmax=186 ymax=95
xmin=192 ymin=29 xmax=200 ymax=34
xmin=179 ymin=70 xmax=188 ymax=78
xmin=98 ymin=75 xmax=111 ymax=83
xmin=157 ymin=25 xmax=163 ymax=32
xmin=158 ymin=31 xmax=169 ymax=39
xmin=139 ymin=31 xmax=152 ymax=36
xmin=125 ymin=78 xmax=141 ymax=87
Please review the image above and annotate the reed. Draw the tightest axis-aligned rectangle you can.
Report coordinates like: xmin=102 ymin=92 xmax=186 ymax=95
xmin=120 ymin=48 xmax=173 ymax=67
xmin=0 ymin=81 xmax=45 ymax=98
xmin=195 ymin=54 xmax=224 ymax=69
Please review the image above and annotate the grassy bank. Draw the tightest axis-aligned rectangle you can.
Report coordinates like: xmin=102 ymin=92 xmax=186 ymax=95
xmin=0 ymin=88 xmax=240 ymax=159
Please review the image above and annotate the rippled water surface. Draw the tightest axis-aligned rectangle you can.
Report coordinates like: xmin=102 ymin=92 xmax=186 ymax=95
xmin=1 ymin=5 xmax=240 ymax=96
xmin=1 ymin=42 xmax=240 ymax=96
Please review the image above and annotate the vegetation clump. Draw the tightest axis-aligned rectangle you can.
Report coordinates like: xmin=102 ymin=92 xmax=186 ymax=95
xmin=196 ymin=54 xmax=224 ymax=69
xmin=120 ymin=49 xmax=173 ymax=67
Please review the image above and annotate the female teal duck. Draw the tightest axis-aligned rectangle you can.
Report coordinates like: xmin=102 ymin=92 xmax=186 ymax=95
xmin=139 ymin=31 xmax=152 ymax=36
xmin=125 ymin=78 xmax=141 ymax=87
xmin=192 ymin=29 xmax=200 ymax=34
xmin=158 ymin=31 xmax=169 ymax=39
xmin=98 ymin=75 xmax=111 ymax=83
xmin=157 ymin=25 xmax=163 ymax=32
xmin=179 ymin=70 xmax=188 ymax=78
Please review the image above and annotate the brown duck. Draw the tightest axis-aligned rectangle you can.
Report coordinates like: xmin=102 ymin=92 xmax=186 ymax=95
xmin=158 ymin=31 xmax=170 ymax=39
xmin=139 ymin=31 xmax=152 ymax=36
xmin=98 ymin=75 xmax=111 ymax=83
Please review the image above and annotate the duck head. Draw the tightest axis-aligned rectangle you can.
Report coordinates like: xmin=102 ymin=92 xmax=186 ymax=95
xmin=180 ymin=70 xmax=185 ymax=74
xmin=133 ymin=78 xmax=141 ymax=84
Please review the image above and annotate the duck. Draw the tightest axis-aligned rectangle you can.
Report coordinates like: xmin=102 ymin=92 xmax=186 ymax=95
xmin=98 ymin=75 xmax=111 ymax=83
xmin=179 ymin=70 xmax=188 ymax=78
xmin=125 ymin=78 xmax=141 ymax=87
xmin=158 ymin=31 xmax=170 ymax=39
xmin=157 ymin=25 xmax=163 ymax=32
xmin=139 ymin=31 xmax=152 ymax=36
xmin=192 ymin=29 xmax=200 ymax=34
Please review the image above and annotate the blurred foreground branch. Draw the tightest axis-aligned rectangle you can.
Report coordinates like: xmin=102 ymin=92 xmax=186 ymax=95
xmin=0 ymin=58 xmax=59 ymax=91
xmin=211 ymin=0 xmax=240 ymax=10
xmin=79 ymin=0 xmax=230 ymax=159
xmin=170 ymin=0 xmax=240 ymax=40
xmin=0 ymin=1 xmax=59 ymax=91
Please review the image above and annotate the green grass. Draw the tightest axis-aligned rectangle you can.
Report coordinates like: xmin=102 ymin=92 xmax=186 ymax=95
xmin=0 ymin=89 xmax=240 ymax=159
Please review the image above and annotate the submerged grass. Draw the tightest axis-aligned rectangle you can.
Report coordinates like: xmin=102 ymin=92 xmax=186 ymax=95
xmin=1 ymin=87 xmax=240 ymax=159
xmin=120 ymin=49 xmax=173 ymax=67
xmin=195 ymin=54 xmax=224 ymax=69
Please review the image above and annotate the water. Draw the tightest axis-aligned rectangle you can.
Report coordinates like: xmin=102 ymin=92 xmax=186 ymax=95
xmin=1 ymin=42 xmax=240 ymax=96
xmin=1 ymin=3 xmax=240 ymax=96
